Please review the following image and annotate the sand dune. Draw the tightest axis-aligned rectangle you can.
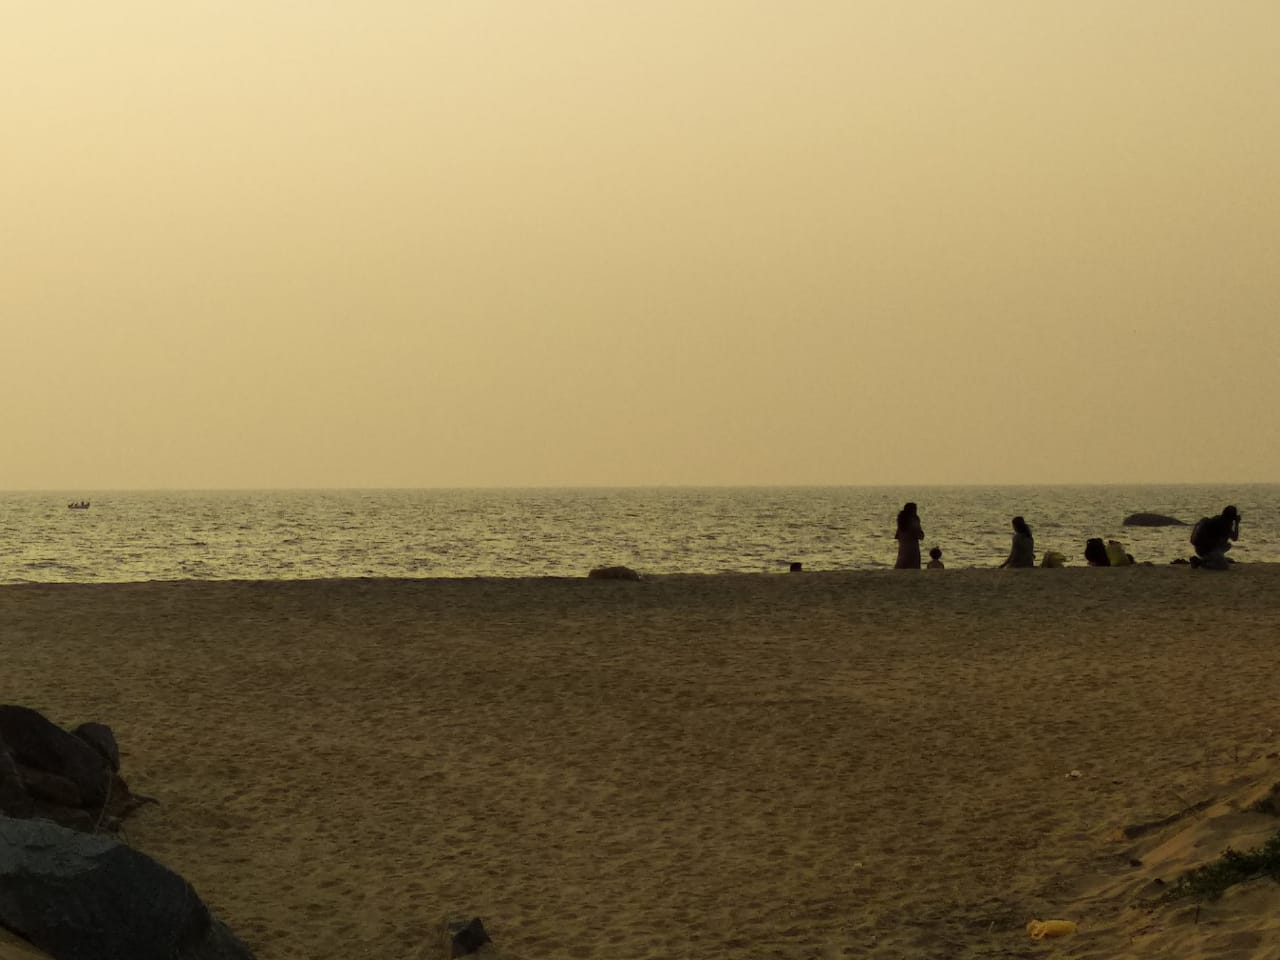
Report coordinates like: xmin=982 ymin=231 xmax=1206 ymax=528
xmin=2 ymin=567 xmax=1278 ymax=959
xmin=1065 ymin=755 xmax=1280 ymax=960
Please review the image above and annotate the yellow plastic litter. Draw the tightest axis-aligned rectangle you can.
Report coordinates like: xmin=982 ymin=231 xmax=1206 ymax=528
xmin=1026 ymin=919 xmax=1078 ymax=940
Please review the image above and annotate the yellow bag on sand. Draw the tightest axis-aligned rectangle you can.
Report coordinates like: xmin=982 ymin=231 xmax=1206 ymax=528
xmin=1105 ymin=540 xmax=1133 ymax=566
xmin=1026 ymin=919 xmax=1078 ymax=940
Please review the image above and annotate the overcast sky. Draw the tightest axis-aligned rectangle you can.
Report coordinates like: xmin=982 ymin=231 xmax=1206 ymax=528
xmin=4 ymin=1 xmax=1277 ymax=489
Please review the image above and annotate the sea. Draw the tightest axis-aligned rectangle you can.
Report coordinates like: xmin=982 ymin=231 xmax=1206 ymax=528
xmin=0 ymin=485 xmax=1276 ymax=584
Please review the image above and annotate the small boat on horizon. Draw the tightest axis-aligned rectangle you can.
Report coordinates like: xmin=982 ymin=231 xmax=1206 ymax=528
xmin=67 ymin=501 xmax=90 ymax=510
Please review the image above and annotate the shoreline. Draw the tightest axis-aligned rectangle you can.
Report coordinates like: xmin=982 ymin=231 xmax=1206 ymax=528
xmin=1 ymin=557 xmax=1273 ymax=588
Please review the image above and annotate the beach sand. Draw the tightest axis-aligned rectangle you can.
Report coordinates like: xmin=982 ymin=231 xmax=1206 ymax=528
xmin=2 ymin=567 xmax=1278 ymax=959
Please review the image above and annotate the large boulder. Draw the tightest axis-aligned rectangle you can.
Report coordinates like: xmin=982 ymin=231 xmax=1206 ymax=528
xmin=0 ymin=816 xmax=255 ymax=960
xmin=1122 ymin=513 xmax=1187 ymax=527
xmin=0 ymin=746 xmax=35 ymax=820
xmin=0 ymin=708 xmax=109 ymax=809
xmin=0 ymin=708 xmax=154 ymax=833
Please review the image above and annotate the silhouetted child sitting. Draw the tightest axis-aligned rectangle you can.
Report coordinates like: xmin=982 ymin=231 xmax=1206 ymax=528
xmin=926 ymin=546 xmax=944 ymax=569
xmin=1084 ymin=537 xmax=1110 ymax=567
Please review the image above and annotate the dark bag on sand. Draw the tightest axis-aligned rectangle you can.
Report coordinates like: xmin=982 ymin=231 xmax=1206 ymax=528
xmin=1084 ymin=538 xmax=1110 ymax=567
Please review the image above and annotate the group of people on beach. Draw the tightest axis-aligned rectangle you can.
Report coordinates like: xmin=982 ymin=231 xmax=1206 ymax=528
xmin=892 ymin=502 xmax=1241 ymax=570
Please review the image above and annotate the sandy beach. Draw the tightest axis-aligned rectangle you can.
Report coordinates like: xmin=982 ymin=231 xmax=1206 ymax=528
xmin=2 ymin=567 xmax=1278 ymax=960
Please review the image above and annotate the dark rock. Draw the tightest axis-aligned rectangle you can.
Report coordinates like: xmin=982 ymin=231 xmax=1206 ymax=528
xmin=1122 ymin=513 xmax=1187 ymax=527
xmin=0 ymin=816 xmax=255 ymax=960
xmin=587 ymin=566 xmax=642 ymax=581
xmin=443 ymin=916 xmax=499 ymax=957
xmin=72 ymin=723 xmax=121 ymax=773
xmin=11 ymin=764 xmax=149 ymax=833
xmin=789 ymin=562 xmax=803 ymax=572
xmin=0 ymin=746 xmax=35 ymax=819
xmin=13 ymin=765 xmax=82 ymax=807
xmin=0 ymin=707 xmax=110 ymax=808
xmin=0 ymin=708 xmax=156 ymax=833
xmin=445 ymin=916 xmax=494 ymax=957
xmin=34 ymin=803 xmax=98 ymax=834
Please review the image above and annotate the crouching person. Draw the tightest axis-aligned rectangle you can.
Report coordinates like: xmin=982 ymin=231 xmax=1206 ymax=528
xmin=1190 ymin=505 xmax=1240 ymax=570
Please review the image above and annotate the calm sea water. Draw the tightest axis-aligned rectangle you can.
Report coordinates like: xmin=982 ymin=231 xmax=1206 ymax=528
xmin=0 ymin=486 xmax=1276 ymax=584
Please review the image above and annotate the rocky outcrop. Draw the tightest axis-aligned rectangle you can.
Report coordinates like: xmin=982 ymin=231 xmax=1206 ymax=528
xmin=0 ymin=706 xmax=154 ymax=834
xmin=0 ymin=816 xmax=254 ymax=960
xmin=0 ymin=707 xmax=111 ymax=810
xmin=1122 ymin=513 xmax=1187 ymax=527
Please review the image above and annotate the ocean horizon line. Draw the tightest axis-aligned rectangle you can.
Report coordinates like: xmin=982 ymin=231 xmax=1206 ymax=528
xmin=3 ymin=481 xmax=1274 ymax=495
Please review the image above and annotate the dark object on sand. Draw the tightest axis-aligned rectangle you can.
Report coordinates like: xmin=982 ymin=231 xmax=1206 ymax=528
xmin=0 ymin=816 xmax=255 ymax=960
xmin=587 ymin=566 xmax=642 ymax=581
xmin=443 ymin=916 xmax=499 ymax=957
xmin=789 ymin=562 xmax=803 ymax=572
xmin=1122 ymin=513 xmax=1187 ymax=527
xmin=0 ymin=706 xmax=155 ymax=833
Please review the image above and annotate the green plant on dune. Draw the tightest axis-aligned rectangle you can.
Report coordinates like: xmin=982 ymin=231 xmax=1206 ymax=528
xmin=1160 ymin=828 xmax=1280 ymax=903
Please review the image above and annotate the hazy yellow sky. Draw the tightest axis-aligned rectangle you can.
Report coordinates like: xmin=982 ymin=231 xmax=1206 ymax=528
xmin=4 ymin=2 xmax=1277 ymax=488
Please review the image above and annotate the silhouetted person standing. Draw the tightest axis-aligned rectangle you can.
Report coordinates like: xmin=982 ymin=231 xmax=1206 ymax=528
xmin=1000 ymin=516 xmax=1035 ymax=568
xmin=894 ymin=502 xmax=924 ymax=569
